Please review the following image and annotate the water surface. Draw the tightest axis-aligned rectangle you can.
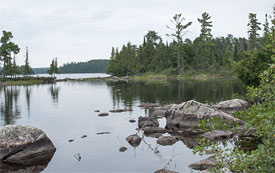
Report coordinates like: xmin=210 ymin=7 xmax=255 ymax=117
xmin=0 ymin=77 xmax=246 ymax=172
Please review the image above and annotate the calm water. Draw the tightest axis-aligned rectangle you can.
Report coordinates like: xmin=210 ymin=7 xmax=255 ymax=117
xmin=0 ymin=75 xmax=246 ymax=172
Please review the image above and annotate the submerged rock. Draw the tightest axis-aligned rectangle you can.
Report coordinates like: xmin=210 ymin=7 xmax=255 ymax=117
xmin=126 ymin=134 xmax=142 ymax=147
xmin=109 ymin=108 xmax=133 ymax=113
xmin=119 ymin=146 xmax=127 ymax=152
xmin=129 ymin=119 xmax=136 ymax=123
xmin=165 ymin=100 xmax=244 ymax=130
xmin=154 ymin=168 xmax=178 ymax=173
xmin=138 ymin=116 xmax=159 ymax=128
xmin=142 ymin=126 xmax=167 ymax=134
xmin=0 ymin=125 xmax=56 ymax=166
xmin=213 ymin=99 xmax=249 ymax=114
xmin=200 ymin=130 xmax=233 ymax=140
xmin=156 ymin=136 xmax=178 ymax=146
xmin=96 ymin=132 xmax=111 ymax=135
xmin=81 ymin=135 xmax=87 ymax=138
xmin=188 ymin=156 xmax=216 ymax=171
xmin=138 ymin=103 xmax=160 ymax=109
xmin=98 ymin=113 xmax=109 ymax=117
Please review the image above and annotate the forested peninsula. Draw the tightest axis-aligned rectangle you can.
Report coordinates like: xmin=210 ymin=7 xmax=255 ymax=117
xmin=106 ymin=12 xmax=272 ymax=86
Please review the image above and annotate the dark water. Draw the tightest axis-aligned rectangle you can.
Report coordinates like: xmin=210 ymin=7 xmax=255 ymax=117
xmin=0 ymin=79 xmax=246 ymax=172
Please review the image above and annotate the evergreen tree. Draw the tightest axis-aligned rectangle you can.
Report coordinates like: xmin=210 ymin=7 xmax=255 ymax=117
xmin=167 ymin=13 xmax=192 ymax=72
xmin=23 ymin=47 xmax=34 ymax=75
xmin=47 ymin=58 xmax=59 ymax=77
xmin=0 ymin=31 xmax=20 ymax=78
xmin=198 ymin=12 xmax=213 ymax=40
xmin=247 ymin=13 xmax=261 ymax=49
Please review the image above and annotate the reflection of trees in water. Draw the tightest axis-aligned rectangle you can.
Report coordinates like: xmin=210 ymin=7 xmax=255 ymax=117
xmin=25 ymin=86 xmax=32 ymax=116
xmin=107 ymin=80 xmax=246 ymax=107
xmin=0 ymin=86 xmax=21 ymax=126
xmin=48 ymin=84 xmax=60 ymax=104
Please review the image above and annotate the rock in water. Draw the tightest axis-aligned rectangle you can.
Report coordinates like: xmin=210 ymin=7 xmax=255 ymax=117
xmin=98 ymin=113 xmax=109 ymax=117
xmin=154 ymin=168 xmax=178 ymax=173
xmin=212 ymin=99 xmax=249 ymax=114
xmin=138 ymin=116 xmax=159 ymax=128
xmin=200 ymin=130 xmax=233 ymax=140
xmin=0 ymin=125 xmax=56 ymax=165
xmin=119 ymin=147 xmax=127 ymax=152
xmin=165 ymin=100 xmax=244 ymax=130
xmin=156 ymin=136 xmax=178 ymax=146
xmin=188 ymin=156 xmax=216 ymax=171
xmin=126 ymin=134 xmax=142 ymax=147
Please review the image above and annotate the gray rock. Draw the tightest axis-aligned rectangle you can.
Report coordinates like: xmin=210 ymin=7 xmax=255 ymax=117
xmin=0 ymin=125 xmax=56 ymax=165
xmin=152 ymin=105 xmax=172 ymax=117
xmin=0 ymin=150 xmax=55 ymax=173
xmin=142 ymin=126 xmax=167 ymax=134
xmin=138 ymin=103 xmax=160 ymax=109
xmin=98 ymin=113 xmax=109 ymax=117
xmin=154 ymin=168 xmax=178 ymax=173
xmin=165 ymin=100 xmax=244 ymax=130
xmin=200 ymin=130 xmax=233 ymax=140
xmin=144 ymin=133 xmax=163 ymax=138
xmin=119 ymin=146 xmax=127 ymax=152
xmin=212 ymin=99 xmax=249 ymax=114
xmin=138 ymin=116 xmax=159 ymax=128
xmin=156 ymin=136 xmax=178 ymax=146
xmin=189 ymin=156 xmax=216 ymax=171
xmin=126 ymin=134 xmax=142 ymax=147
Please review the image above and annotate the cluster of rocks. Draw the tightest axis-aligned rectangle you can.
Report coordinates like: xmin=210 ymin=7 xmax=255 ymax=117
xmin=124 ymin=99 xmax=249 ymax=171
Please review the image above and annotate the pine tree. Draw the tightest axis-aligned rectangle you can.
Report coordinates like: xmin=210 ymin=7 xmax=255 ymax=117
xmin=247 ymin=13 xmax=261 ymax=49
xmin=0 ymin=31 xmax=20 ymax=78
xmin=24 ymin=47 xmax=33 ymax=75
xmin=198 ymin=12 xmax=213 ymax=40
xmin=167 ymin=13 xmax=192 ymax=72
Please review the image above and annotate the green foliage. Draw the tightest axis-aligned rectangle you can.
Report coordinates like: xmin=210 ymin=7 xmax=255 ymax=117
xmin=194 ymin=52 xmax=275 ymax=172
xmin=248 ymin=13 xmax=261 ymax=49
xmin=234 ymin=49 xmax=272 ymax=86
xmin=167 ymin=13 xmax=192 ymax=71
xmin=0 ymin=31 xmax=20 ymax=78
xmin=59 ymin=59 xmax=108 ymax=73
xmin=47 ymin=58 xmax=59 ymax=76
xmin=198 ymin=12 xmax=213 ymax=40
xmin=23 ymin=47 xmax=34 ymax=75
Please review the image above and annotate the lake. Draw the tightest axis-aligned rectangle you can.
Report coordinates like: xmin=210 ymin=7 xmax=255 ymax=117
xmin=0 ymin=74 xmax=246 ymax=172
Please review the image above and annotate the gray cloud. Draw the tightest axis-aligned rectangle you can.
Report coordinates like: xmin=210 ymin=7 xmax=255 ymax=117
xmin=0 ymin=0 xmax=273 ymax=67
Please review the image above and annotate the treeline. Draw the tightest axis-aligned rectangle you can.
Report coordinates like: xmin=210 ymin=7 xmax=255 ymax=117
xmin=107 ymin=11 xmax=273 ymax=86
xmin=59 ymin=59 xmax=109 ymax=73
xmin=32 ymin=67 xmax=49 ymax=74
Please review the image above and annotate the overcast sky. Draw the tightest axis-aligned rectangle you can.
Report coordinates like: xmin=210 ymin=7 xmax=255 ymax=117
xmin=0 ymin=0 xmax=274 ymax=67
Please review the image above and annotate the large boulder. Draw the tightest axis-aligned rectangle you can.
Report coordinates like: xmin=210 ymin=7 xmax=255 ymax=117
xmin=0 ymin=125 xmax=56 ymax=166
xmin=165 ymin=100 xmax=244 ymax=130
xmin=212 ymin=99 xmax=249 ymax=114
xmin=152 ymin=105 xmax=173 ymax=117
xmin=138 ymin=116 xmax=159 ymax=128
